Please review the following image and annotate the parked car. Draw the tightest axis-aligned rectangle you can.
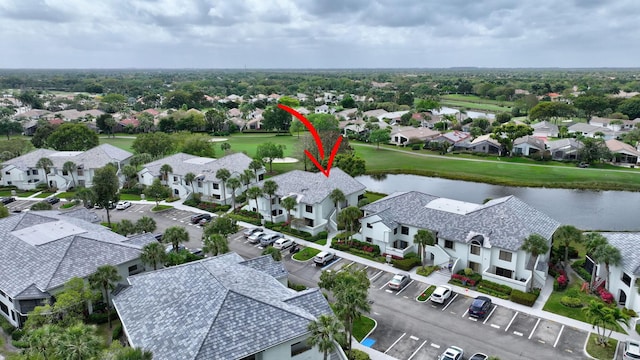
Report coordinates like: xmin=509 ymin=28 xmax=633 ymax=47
xmin=260 ymin=233 xmax=283 ymax=247
xmin=430 ymin=285 xmax=453 ymax=304
xmin=248 ymin=231 xmax=266 ymax=244
xmin=0 ymin=197 xmax=15 ymax=205
xmin=198 ymin=217 xmax=211 ymax=226
xmin=289 ymin=242 xmax=301 ymax=254
xmin=116 ymin=201 xmax=131 ymax=210
xmin=190 ymin=213 xmax=211 ymax=224
xmin=469 ymin=353 xmax=488 ymax=360
xmin=314 ymin=251 xmax=336 ymax=266
xmin=165 ymin=244 xmax=186 ymax=253
xmin=273 ymin=237 xmax=293 ymax=250
xmin=189 ymin=248 xmax=204 ymax=257
xmin=45 ymin=197 xmax=60 ymax=205
xmin=623 ymin=340 xmax=640 ymax=360
xmin=153 ymin=233 xmax=163 ymax=242
xmin=468 ymin=296 xmax=492 ymax=318
xmin=438 ymin=346 xmax=464 ymax=360
xmin=578 ymin=162 xmax=589 ymax=168
xmin=243 ymin=227 xmax=263 ymax=238
xmin=388 ymin=273 xmax=411 ymax=290
xmin=95 ymin=201 xmax=116 ymax=209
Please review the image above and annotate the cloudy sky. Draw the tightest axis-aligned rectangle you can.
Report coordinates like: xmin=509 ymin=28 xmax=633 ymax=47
xmin=1 ymin=0 xmax=638 ymax=69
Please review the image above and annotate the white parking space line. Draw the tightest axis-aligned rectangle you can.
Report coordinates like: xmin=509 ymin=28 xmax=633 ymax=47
xmin=338 ymin=262 xmax=354 ymax=272
xmin=490 ymin=324 xmax=500 ymax=329
xmin=379 ymin=281 xmax=390 ymax=290
xmin=396 ymin=280 xmax=414 ymax=296
xmin=483 ymin=305 xmax=498 ymax=324
xmin=178 ymin=215 xmax=192 ymax=222
xmin=369 ymin=270 xmax=383 ymax=281
xmin=408 ymin=340 xmax=427 ymax=360
xmin=554 ymin=325 xmax=564 ymax=348
xmin=321 ymin=258 xmax=341 ymax=270
xmin=529 ymin=318 xmax=541 ymax=339
xmin=513 ymin=331 xmax=524 ymax=337
xmin=409 ymin=335 xmax=419 ymax=341
xmin=430 ymin=343 xmax=440 ymax=349
xmin=505 ymin=311 xmax=519 ymax=332
xmin=384 ymin=333 xmax=406 ymax=354
xmin=442 ymin=293 xmax=458 ymax=312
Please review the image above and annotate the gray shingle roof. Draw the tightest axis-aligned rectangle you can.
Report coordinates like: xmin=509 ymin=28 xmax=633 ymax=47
xmin=0 ymin=210 xmax=144 ymax=298
xmin=260 ymin=168 xmax=366 ymax=204
xmin=239 ymin=255 xmax=288 ymax=280
xmin=113 ymin=253 xmax=332 ymax=360
xmin=1 ymin=144 xmax=132 ymax=171
xmin=601 ymin=233 xmax=640 ymax=275
xmin=140 ymin=152 xmax=254 ymax=182
xmin=362 ymin=191 xmax=560 ymax=251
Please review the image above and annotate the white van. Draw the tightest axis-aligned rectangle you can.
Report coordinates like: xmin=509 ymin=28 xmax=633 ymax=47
xmin=313 ymin=251 xmax=335 ymax=266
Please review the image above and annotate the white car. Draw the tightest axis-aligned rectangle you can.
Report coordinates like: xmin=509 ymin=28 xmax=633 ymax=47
xmin=116 ymin=201 xmax=131 ymax=210
xmin=248 ymin=231 xmax=266 ymax=244
xmin=438 ymin=346 xmax=464 ymax=360
xmin=430 ymin=285 xmax=453 ymax=304
xmin=273 ymin=237 xmax=293 ymax=250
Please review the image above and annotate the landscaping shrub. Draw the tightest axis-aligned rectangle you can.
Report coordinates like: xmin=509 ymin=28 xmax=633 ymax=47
xmin=165 ymin=196 xmax=180 ymax=203
xmin=112 ymin=323 xmax=123 ymax=340
xmin=392 ymin=257 xmax=422 ymax=271
xmin=88 ymin=311 xmax=118 ymax=324
xmin=333 ymin=232 xmax=352 ymax=241
xmin=349 ymin=349 xmax=371 ymax=360
xmin=120 ymin=186 xmax=144 ymax=195
xmin=623 ymin=308 xmax=638 ymax=318
xmin=477 ymin=280 xmax=512 ymax=296
xmin=510 ymin=289 xmax=538 ymax=306
xmin=288 ymin=281 xmax=307 ymax=291
xmin=11 ymin=328 xmax=24 ymax=341
xmin=312 ymin=231 xmax=328 ymax=242
xmin=598 ymin=288 xmax=614 ymax=304
xmin=555 ymin=245 xmax=579 ymax=259
xmin=332 ymin=239 xmax=380 ymax=256
xmin=560 ymin=296 xmax=583 ymax=308
xmin=571 ymin=259 xmax=592 ymax=282
xmin=12 ymin=340 xmax=28 ymax=348
xmin=416 ymin=265 xmax=440 ymax=277
xmin=411 ymin=144 xmax=421 ymax=150
xmin=554 ymin=274 xmax=569 ymax=291
xmin=451 ymin=273 xmax=477 ymax=287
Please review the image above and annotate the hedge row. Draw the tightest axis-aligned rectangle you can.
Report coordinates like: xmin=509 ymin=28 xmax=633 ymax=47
xmin=392 ymin=257 xmax=422 ymax=271
xmin=112 ymin=323 xmax=123 ymax=340
xmin=510 ymin=289 xmax=539 ymax=307
xmin=560 ymin=296 xmax=583 ymax=308
xmin=88 ymin=311 xmax=119 ymax=324
xmin=571 ymin=259 xmax=592 ymax=283
xmin=477 ymin=279 xmax=513 ymax=296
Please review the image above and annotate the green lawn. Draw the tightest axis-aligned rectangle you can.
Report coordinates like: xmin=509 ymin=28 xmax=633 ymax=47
xmin=440 ymin=98 xmax=512 ymax=113
xmin=585 ymin=333 xmax=617 ymax=360
xmin=352 ymin=316 xmax=376 ymax=342
xmin=442 ymin=94 xmax=516 ymax=107
xmin=151 ymin=205 xmax=173 ymax=212
xmin=99 ymin=136 xmax=136 ymax=152
xmin=292 ymin=247 xmax=320 ymax=261
xmin=118 ymin=193 xmax=142 ymax=201
xmin=364 ymin=191 xmax=387 ymax=204
xmin=56 ymin=191 xmax=76 ymax=199
xmin=34 ymin=192 xmax=54 ymax=198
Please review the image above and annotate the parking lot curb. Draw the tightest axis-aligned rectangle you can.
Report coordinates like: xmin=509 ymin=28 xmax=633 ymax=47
xmin=582 ymin=332 xmax=597 ymax=359
xmin=360 ymin=317 xmax=378 ymax=345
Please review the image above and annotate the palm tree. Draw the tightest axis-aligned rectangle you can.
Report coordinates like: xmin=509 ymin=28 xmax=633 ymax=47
xmin=202 ymin=233 xmax=229 ymax=257
xmin=88 ymin=265 xmax=122 ymax=329
xmin=241 ymin=169 xmax=254 ymax=190
xmin=520 ymin=234 xmax=550 ymax=292
xmin=215 ymin=168 xmax=231 ymax=205
xmin=583 ymin=300 xmax=629 ymax=346
xmin=337 ymin=206 xmax=362 ymax=240
xmin=140 ymin=242 xmax=166 ymax=271
xmin=159 ymin=164 xmax=172 ymax=185
xmin=118 ymin=219 xmax=136 ymax=236
xmin=122 ymin=165 xmax=138 ymax=188
xmin=74 ymin=187 xmax=96 ymax=207
xmin=552 ymin=225 xmax=583 ymax=266
xmin=55 ymin=322 xmax=103 ymax=360
xmin=62 ymin=161 xmax=77 ymax=189
xmin=329 ymin=188 xmax=346 ymax=211
xmin=135 ymin=216 xmax=157 ymax=234
xmin=593 ymin=244 xmax=621 ymax=291
xmin=281 ymin=196 xmax=297 ymax=225
xmin=226 ymin=177 xmax=241 ymax=210
xmin=249 ymin=159 xmax=263 ymax=182
xmin=335 ymin=287 xmax=370 ymax=355
xmin=184 ymin=172 xmax=196 ymax=197
xmin=36 ymin=157 xmax=54 ymax=188
xmin=262 ymin=246 xmax=282 ymax=261
xmin=247 ymin=186 xmax=263 ymax=220
xmin=585 ymin=233 xmax=608 ymax=289
xmin=414 ymin=229 xmax=435 ymax=268
xmin=113 ymin=347 xmax=154 ymax=360
xmin=306 ymin=314 xmax=345 ymax=360
xmin=162 ymin=226 xmax=189 ymax=253
xmin=262 ymin=180 xmax=278 ymax=223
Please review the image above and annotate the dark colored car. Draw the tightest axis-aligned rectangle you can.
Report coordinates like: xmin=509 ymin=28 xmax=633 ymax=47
xmin=0 ymin=197 xmax=15 ymax=205
xmin=289 ymin=242 xmax=301 ymax=254
xmin=153 ymin=233 xmax=163 ymax=242
xmin=45 ymin=197 xmax=60 ymax=205
xmin=191 ymin=213 xmax=212 ymax=224
xmin=469 ymin=353 xmax=489 ymax=360
xmin=468 ymin=296 xmax=492 ymax=318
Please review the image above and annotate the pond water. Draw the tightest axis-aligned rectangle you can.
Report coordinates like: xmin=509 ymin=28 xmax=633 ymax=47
xmin=356 ymin=174 xmax=640 ymax=231
xmin=435 ymin=106 xmax=496 ymax=120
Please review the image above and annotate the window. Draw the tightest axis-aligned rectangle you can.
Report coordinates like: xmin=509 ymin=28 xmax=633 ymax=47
xmin=365 ymin=237 xmax=372 ymax=243
xmin=305 ymin=205 xmax=313 ymax=213
xmin=77 ymin=169 xmax=84 ymax=176
xmin=62 ymin=170 xmax=68 ymax=175
xmin=271 ymin=198 xmax=277 ymax=204
xmin=495 ymin=267 xmax=513 ymax=279
xmin=304 ymin=218 xmax=314 ymax=227
xmin=393 ymin=240 xmax=408 ymax=249
xmin=213 ymin=194 xmax=220 ymax=200
xmin=401 ymin=226 xmax=409 ymax=235
xmin=0 ymin=302 xmax=7 ymax=316
xmin=499 ymin=250 xmax=512 ymax=262
xmin=468 ymin=261 xmax=480 ymax=273
xmin=11 ymin=310 xmax=15 ymax=321
xmin=366 ymin=223 xmax=373 ymax=229
xmin=291 ymin=341 xmax=312 ymax=356
xmin=6 ymin=181 xmax=10 ymax=185
xmin=470 ymin=244 xmax=480 ymax=255
xmin=0 ymin=290 xmax=5 ymax=298
xmin=258 ymin=174 xmax=264 ymax=181
xmin=394 ymin=228 xmax=398 ymax=235
xmin=32 ymin=170 xmax=38 ymax=175
xmin=173 ymin=176 xmax=177 ymax=182
xmin=197 ymin=181 xmax=202 ymax=188
xmin=622 ymin=273 xmax=631 ymax=287
xmin=128 ymin=265 xmax=142 ymax=276
xmin=4 ymin=171 xmax=9 ymax=175
xmin=174 ymin=189 xmax=179 ymax=195
xmin=444 ymin=240 xmax=454 ymax=249
xmin=213 ymin=183 xmax=219 ymax=190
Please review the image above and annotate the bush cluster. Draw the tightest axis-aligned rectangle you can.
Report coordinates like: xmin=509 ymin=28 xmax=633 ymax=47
xmin=451 ymin=273 xmax=477 ymax=286
xmin=510 ymin=289 xmax=539 ymax=307
xmin=332 ymin=239 xmax=381 ymax=256
xmin=349 ymin=349 xmax=371 ymax=360
xmin=392 ymin=257 xmax=422 ymax=271
xmin=598 ymin=288 xmax=614 ymax=304
xmin=554 ymin=274 xmax=569 ymax=291
xmin=416 ymin=265 xmax=440 ymax=277
xmin=560 ymin=296 xmax=583 ymax=308
xmin=112 ymin=323 xmax=123 ymax=340
xmin=477 ymin=280 xmax=513 ymax=298
xmin=571 ymin=259 xmax=592 ymax=283
xmin=87 ymin=311 xmax=119 ymax=324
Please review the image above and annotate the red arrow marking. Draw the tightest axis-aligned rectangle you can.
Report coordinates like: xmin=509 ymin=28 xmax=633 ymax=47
xmin=278 ymin=104 xmax=342 ymax=177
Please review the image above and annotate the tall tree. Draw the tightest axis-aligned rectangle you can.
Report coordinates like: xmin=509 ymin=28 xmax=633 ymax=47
xmin=132 ymin=132 xmax=174 ymax=158
xmin=368 ymin=128 xmax=390 ymax=149
xmin=46 ymin=123 xmax=99 ymax=151
xmin=140 ymin=242 xmax=166 ymax=271
xmin=163 ymin=226 xmax=189 ymax=253
xmin=184 ymin=172 xmax=196 ymax=196
xmin=583 ymin=300 xmax=629 ymax=346
xmin=92 ymin=164 xmax=120 ymax=226
xmin=593 ymin=244 xmax=621 ymax=291
xmin=307 ymin=314 xmax=345 ymax=360
xmin=281 ymin=196 xmax=297 ymax=224
xmin=36 ymin=157 xmax=54 ymax=188
xmin=118 ymin=219 xmax=136 ymax=236
xmin=0 ymin=118 xmax=23 ymax=140
xmin=215 ymin=168 xmax=231 ymax=205
xmin=552 ymin=225 xmax=583 ymax=266
xmin=249 ymin=159 xmax=263 ymax=181
xmin=256 ymin=142 xmax=284 ymax=173
xmin=144 ymin=179 xmax=171 ymax=207
xmin=247 ymin=186 xmax=263 ymax=219
xmin=202 ymin=233 xmax=229 ymax=257
xmin=135 ymin=216 xmax=157 ymax=234
xmin=88 ymin=265 xmax=122 ymax=329
xmin=159 ymin=164 xmax=172 ymax=184
xmin=63 ymin=161 xmax=77 ymax=189
xmin=584 ymin=233 xmax=609 ymax=289
xmin=205 ymin=215 xmax=237 ymax=237
xmin=490 ymin=123 xmax=534 ymax=156
xmin=226 ymin=177 xmax=241 ymax=210
xmin=578 ymin=137 xmax=611 ymax=164
xmin=520 ymin=234 xmax=550 ymax=292
xmin=262 ymin=105 xmax=292 ymax=133
xmin=573 ymin=95 xmax=610 ymax=123
xmin=414 ymin=230 xmax=436 ymax=268
xmin=329 ymin=188 xmax=346 ymax=211
xmin=241 ymin=169 xmax=254 ymax=190
xmin=337 ymin=206 xmax=362 ymax=239
xmin=262 ymin=180 xmax=278 ymax=223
